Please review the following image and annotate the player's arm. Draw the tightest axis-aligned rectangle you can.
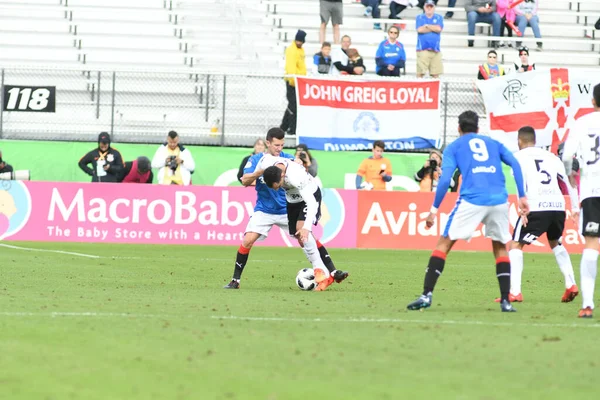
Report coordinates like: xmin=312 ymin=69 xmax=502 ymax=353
xmin=561 ymin=129 xmax=579 ymax=181
xmin=241 ymin=156 xmax=262 ymax=187
xmin=298 ymin=186 xmax=319 ymax=232
xmin=500 ymin=145 xmax=526 ymax=198
xmin=557 ymin=159 xmax=580 ymax=214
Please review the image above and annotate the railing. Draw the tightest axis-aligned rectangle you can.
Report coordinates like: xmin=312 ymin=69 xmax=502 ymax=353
xmin=0 ymin=66 xmax=485 ymax=149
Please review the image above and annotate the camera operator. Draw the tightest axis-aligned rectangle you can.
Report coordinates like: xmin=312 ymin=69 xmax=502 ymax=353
xmin=414 ymin=149 xmax=447 ymax=192
xmin=295 ymin=144 xmax=318 ymax=177
xmin=78 ymin=132 xmax=124 ymax=183
xmin=0 ymin=149 xmax=14 ymax=175
xmin=151 ymin=130 xmax=195 ymax=185
xmin=119 ymin=156 xmax=153 ymax=183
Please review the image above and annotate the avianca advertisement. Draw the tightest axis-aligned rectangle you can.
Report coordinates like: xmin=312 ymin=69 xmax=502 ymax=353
xmin=0 ymin=181 xmax=586 ymax=254
xmin=295 ymin=76 xmax=441 ymax=152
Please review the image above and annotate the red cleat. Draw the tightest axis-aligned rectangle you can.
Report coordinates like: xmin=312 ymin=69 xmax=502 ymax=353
xmin=561 ymin=285 xmax=579 ymax=303
xmin=578 ymin=307 xmax=593 ymax=318
xmin=494 ymin=293 xmax=523 ymax=303
xmin=314 ymin=269 xmax=334 ymax=291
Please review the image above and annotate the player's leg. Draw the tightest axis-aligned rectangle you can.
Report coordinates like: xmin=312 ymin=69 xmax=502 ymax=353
xmin=224 ymin=212 xmax=274 ymax=289
xmin=507 ymin=240 xmax=525 ymax=301
xmin=407 ymin=199 xmax=481 ymax=310
xmin=578 ymin=199 xmax=600 ymax=318
xmin=483 ymin=202 xmax=516 ymax=312
xmin=315 ymin=239 xmax=349 ymax=283
xmin=547 ymin=211 xmax=578 ymax=302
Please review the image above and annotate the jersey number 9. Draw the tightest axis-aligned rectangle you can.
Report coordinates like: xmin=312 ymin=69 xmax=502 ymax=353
xmin=469 ymin=138 xmax=490 ymax=162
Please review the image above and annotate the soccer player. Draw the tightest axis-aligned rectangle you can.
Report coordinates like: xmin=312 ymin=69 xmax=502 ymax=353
xmin=262 ymin=155 xmax=343 ymax=291
xmin=224 ymin=128 xmax=347 ymax=289
xmin=406 ymin=110 xmax=529 ymax=312
xmin=561 ymin=82 xmax=600 ymax=318
xmin=495 ymin=126 xmax=580 ymax=303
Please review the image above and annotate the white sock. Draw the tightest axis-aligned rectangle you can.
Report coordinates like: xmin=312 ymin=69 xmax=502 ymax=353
xmin=552 ymin=245 xmax=576 ymax=288
xmin=580 ymin=249 xmax=598 ymax=309
xmin=301 ymin=234 xmax=328 ymax=276
xmin=509 ymin=249 xmax=523 ymax=296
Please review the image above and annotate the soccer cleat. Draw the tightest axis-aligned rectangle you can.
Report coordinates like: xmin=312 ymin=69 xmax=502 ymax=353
xmin=314 ymin=269 xmax=333 ymax=291
xmin=223 ymin=279 xmax=240 ymax=289
xmin=494 ymin=293 xmax=523 ymax=303
xmin=407 ymin=293 xmax=432 ymax=310
xmin=561 ymin=285 xmax=579 ymax=303
xmin=578 ymin=307 xmax=593 ymax=318
xmin=500 ymin=299 xmax=517 ymax=312
xmin=332 ymin=270 xmax=349 ymax=283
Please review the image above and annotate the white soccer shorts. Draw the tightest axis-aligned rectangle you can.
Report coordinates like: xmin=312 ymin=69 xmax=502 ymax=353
xmin=244 ymin=211 xmax=288 ymax=240
xmin=443 ymin=200 xmax=511 ymax=244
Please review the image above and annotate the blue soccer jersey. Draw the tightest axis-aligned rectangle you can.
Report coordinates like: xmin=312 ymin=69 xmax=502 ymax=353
xmin=433 ymin=133 xmax=526 ymax=207
xmin=244 ymin=151 xmax=295 ymax=215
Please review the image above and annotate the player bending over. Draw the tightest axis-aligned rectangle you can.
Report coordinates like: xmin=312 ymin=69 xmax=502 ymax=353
xmin=224 ymin=128 xmax=347 ymax=289
xmin=262 ymin=156 xmax=345 ymax=291
xmin=406 ymin=110 xmax=529 ymax=312
xmin=561 ymin=82 xmax=600 ymax=318
xmin=496 ymin=126 xmax=579 ymax=304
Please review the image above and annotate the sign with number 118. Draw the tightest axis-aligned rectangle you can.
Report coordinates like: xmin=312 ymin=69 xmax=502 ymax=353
xmin=2 ymin=85 xmax=56 ymax=112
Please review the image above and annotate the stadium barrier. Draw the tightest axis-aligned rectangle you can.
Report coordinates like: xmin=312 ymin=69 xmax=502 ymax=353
xmin=1 ymin=180 xmax=584 ymax=253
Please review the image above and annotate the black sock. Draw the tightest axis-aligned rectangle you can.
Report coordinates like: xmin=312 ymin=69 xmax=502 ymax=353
xmin=317 ymin=241 xmax=336 ymax=273
xmin=232 ymin=245 xmax=250 ymax=280
xmin=423 ymin=250 xmax=446 ymax=295
xmin=496 ymin=257 xmax=511 ymax=302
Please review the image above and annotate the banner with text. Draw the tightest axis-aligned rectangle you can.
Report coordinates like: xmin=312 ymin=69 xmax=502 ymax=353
xmin=295 ymin=77 xmax=441 ymax=151
xmin=0 ymin=181 xmax=357 ymax=248
xmin=477 ymin=68 xmax=596 ymax=153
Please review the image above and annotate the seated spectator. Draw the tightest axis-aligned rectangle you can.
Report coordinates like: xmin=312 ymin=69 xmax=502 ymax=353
xmin=477 ymin=50 xmax=505 ymax=79
xmin=237 ymin=138 xmax=266 ymax=184
xmin=120 ymin=156 xmax=153 ymax=183
xmin=497 ymin=0 xmax=516 ymax=47
xmin=319 ymin=0 xmax=343 ymax=44
xmin=346 ymin=48 xmax=366 ymax=75
xmin=78 ymin=132 xmax=124 ymax=183
xmin=331 ymin=35 xmax=366 ymax=75
xmin=416 ymin=0 xmax=444 ymax=78
xmin=151 ymin=130 xmax=195 ymax=186
xmin=295 ymin=144 xmax=318 ymax=177
xmin=312 ymin=42 xmax=332 ymax=74
xmin=355 ymin=140 xmax=392 ymax=191
xmin=0 ymin=149 xmax=13 ymax=175
xmin=361 ymin=0 xmax=382 ymax=30
xmin=444 ymin=0 xmax=457 ymax=19
xmin=515 ymin=0 xmax=542 ymax=51
xmin=514 ymin=46 xmax=535 ymax=72
xmin=375 ymin=26 xmax=406 ymax=77
xmin=390 ymin=0 xmax=410 ymax=20
xmin=465 ymin=0 xmax=501 ymax=48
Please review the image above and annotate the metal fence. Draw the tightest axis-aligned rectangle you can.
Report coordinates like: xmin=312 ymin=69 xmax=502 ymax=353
xmin=0 ymin=66 xmax=486 ymax=149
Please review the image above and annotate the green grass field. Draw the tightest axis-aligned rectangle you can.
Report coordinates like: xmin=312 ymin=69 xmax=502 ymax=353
xmin=0 ymin=242 xmax=598 ymax=400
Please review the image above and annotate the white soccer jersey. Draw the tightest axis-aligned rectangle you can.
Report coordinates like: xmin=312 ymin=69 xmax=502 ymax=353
xmin=515 ymin=146 xmax=578 ymax=212
xmin=562 ymin=112 xmax=600 ymax=202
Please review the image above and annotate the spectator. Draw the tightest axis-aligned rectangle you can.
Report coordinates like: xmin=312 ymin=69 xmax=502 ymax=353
xmin=237 ymin=138 xmax=266 ymax=184
xmin=78 ymin=132 xmax=124 ymax=183
xmin=281 ymin=30 xmax=307 ymax=136
xmin=0 ymin=150 xmax=13 ymax=175
xmin=477 ymin=50 xmax=505 ymax=79
xmin=312 ymin=42 xmax=332 ymax=74
xmin=331 ymin=35 xmax=365 ymax=75
xmin=355 ymin=140 xmax=392 ymax=191
xmin=515 ymin=0 xmax=542 ymax=51
xmin=465 ymin=0 xmax=501 ymax=48
xmin=375 ymin=26 xmax=406 ymax=77
xmin=120 ymin=156 xmax=153 ymax=184
xmin=414 ymin=150 xmax=442 ymax=192
xmin=416 ymin=0 xmax=444 ymax=78
xmin=346 ymin=48 xmax=366 ymax=75
xmin=514 ymin=45 xmax=535 ymax=72
xmin=497 ymin=0 xmax=516 ymax=47
xmin=361 ymin=0 xmax=383 ymax=30
xmin=320 ymin=0 xmax=343 ymax=44
xmin=445 ymin=0 xmax=457 ymax=19
xmin=295 ymin=144 xmax=318 ymax=177
xmin=390 ymin=0 xmax=410 ymax=20
xmin=151 ymin=130 xmax=196 ymax=186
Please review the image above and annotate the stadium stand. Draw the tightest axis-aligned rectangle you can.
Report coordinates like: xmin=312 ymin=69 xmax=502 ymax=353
xmin=0 ymin=0 xmax=598 ymax=146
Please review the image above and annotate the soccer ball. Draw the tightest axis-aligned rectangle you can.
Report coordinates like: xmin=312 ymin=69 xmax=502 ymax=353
xmin=296 ymin=268 xmax=316 ymax=291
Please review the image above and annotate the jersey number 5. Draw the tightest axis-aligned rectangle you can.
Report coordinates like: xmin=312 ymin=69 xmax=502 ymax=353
xmin=469 ymin=138 xmax=489 ymax=161
xmin=534 ymin=159 xmax=551 ymax=185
